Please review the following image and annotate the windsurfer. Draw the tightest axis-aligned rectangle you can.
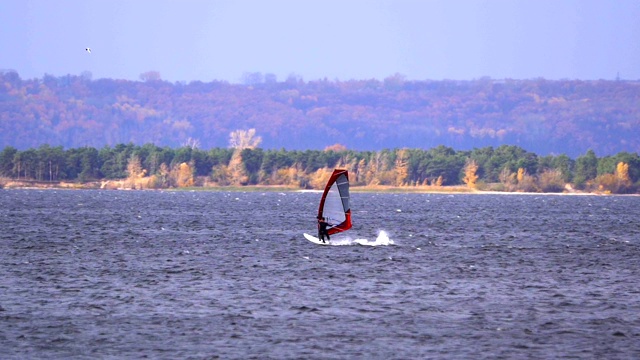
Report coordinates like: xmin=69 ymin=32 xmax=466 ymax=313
xmin=318 ymin=216 xmax=330 ymax=243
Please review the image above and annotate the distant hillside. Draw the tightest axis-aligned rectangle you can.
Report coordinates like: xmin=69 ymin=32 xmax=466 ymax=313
xmin=1 ymin=71 xmax=639 ymax=157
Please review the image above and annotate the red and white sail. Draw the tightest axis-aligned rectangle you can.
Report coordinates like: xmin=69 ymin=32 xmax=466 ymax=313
xmin=318 ymin=169 xmax=352 ymax=235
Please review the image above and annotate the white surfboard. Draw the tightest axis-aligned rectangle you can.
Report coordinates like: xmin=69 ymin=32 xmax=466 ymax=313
xmin=304 ymin=233 xmax=330 ymax=245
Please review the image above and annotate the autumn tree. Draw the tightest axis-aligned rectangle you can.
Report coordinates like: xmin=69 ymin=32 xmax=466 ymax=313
xmin=227 ymin=153 xmax=248 ymax=185
xmin=538 ymin=169 xmax=565 ymax=192
xmin=516 ymin=167 xmax=537 ymax=192
xmin=273 ymin=166 xmax=304 ymax=187
xmin=616 ymin=162 xmax=630 ymax=183
xmin=171 ymin=162 xmax=194 ymax=187
xmin=597 ymin=161 xmax=633 ymax=193
xmin=462 ymin=159 xmax=479 ymax=188
xmin=149 ymin=163 xmax=170 ymax=188
xmin=394 ymin=149 xmax=409 ymax=186
xmin=126 ymin=155 xmax=146 ymax=189
xmin=309 ymin=167 xmax=333 ymax=189
xmin=517 ymin=168 xmax=525 ymax=184
xmin=227 ymin=129 xmax=262 ymax=185
xmin=354 ymin=158 xmax=367 ymax=185
xmin=363 ymin=151 xmax=384 ymax=186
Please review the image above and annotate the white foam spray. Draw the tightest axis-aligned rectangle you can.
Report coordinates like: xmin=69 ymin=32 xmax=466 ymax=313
xmin=333 ymin=230 xmax=395 ymax=246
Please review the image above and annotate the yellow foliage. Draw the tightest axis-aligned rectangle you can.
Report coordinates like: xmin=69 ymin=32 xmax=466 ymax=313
xmin=516 ymin=169 xmax=537 ymax=192
xmin=227 ymin=150 xmax=248 ymax=185
xmin=274 ymin=167 xmax=300 ymax=186
xmin=309 ymin=168 xmax=333 ymax=189
xmin=172 ymin=162 xmax=194 ymax=187
xmin=126 ymin=155 xmax=147 ymax=189
xmin=394 ymin=149 xmax=409 ymax=186
xmin=616 ymin=162 xmax=630 ymax=182
xmin=364 ymin=155 xmax=380 ymax=185
xmin=517 ymin=168 xmax=525 ymax=183
xmin=463 ymin=159 xmax=479 ymax=188
xmin=146 ymin=175 xmax=161 ymax=189
xmin=596 ymin=173 xmax=619 ymax=193
xmin=596 ymin=163 xmax=632 ymax=193
xmin=126 ymin=155 xmax=144 ymax=177
xmin=364 ymin=151 xmax=393 ymax=185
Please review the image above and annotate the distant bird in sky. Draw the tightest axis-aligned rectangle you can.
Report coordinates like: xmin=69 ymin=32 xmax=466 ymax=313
xmin=85 ymin=48 xmax=91 ymax=54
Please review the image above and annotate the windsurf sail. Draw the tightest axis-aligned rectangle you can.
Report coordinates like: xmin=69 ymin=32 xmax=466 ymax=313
xmin=318 ymin=169 xmax=352 ymax=235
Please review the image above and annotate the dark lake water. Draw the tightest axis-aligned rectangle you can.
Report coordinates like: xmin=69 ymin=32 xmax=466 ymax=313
xmin=1 ymin=189 xmax=639 ymax=359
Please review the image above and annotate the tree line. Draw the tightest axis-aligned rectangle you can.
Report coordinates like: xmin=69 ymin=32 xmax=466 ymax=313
xmin=1 ymin=139 xmax=638 ymax=194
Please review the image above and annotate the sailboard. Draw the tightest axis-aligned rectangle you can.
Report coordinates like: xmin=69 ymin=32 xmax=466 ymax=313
xmin=303 ymin=232 xmax=328 ymax=245
xmin=304 ymin=169 xmax=352 ymax=245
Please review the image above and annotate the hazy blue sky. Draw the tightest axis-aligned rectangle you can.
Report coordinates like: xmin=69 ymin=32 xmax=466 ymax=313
xmin=1 ymin=0 xmax=639 ymax=83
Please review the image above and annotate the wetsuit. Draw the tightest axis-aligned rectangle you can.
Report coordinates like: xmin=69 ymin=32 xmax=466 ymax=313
xmin=318 ymin=219 xmax=330 ymax=243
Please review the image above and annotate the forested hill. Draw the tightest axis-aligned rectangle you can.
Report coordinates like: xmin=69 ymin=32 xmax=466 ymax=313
xmin=1 ymin=71 xmax=639 ymax=157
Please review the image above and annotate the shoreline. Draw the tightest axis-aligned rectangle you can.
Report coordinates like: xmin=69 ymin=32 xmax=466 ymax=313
xmin=0 ymin=179 xmax=633 ymax=196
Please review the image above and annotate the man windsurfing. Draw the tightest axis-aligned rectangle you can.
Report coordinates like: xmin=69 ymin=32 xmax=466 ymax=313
xmin=318 ymin=216 xmax=330 ymax=243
